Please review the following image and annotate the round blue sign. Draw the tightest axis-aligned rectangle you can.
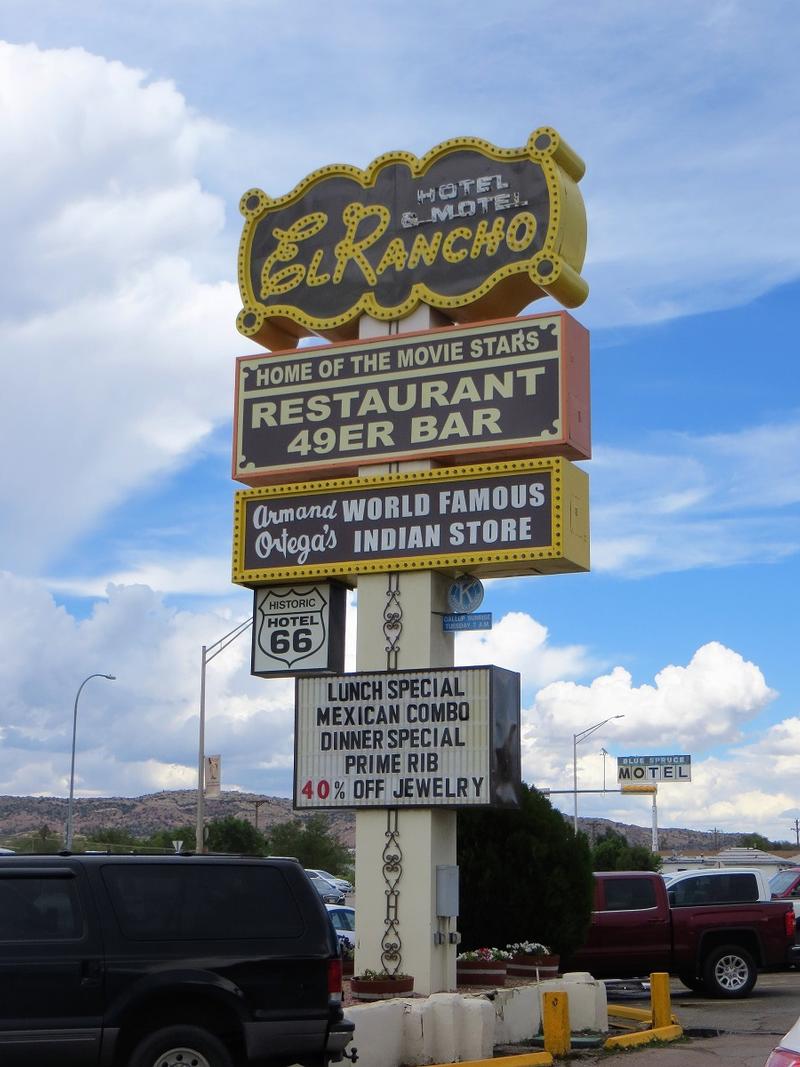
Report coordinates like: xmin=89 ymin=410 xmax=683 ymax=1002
xmin=447 ymin=575 xmax=485 ymax=614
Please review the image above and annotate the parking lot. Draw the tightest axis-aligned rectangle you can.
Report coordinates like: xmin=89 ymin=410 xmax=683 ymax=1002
xmin=573 ymin=971 xmax=800 ymax=1065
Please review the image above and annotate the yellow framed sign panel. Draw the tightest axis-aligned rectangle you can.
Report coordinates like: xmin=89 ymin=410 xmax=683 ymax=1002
xmin=237 ymin=127 xmax=588 ymax=350
xmin=231 ymin=457 xmax=589 ymax=586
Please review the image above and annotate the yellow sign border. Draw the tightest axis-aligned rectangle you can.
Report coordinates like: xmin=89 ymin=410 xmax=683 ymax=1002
xmin=236 ymin=127 xmax=587 ymax=348
xmin=232 ymin=456 xmax=589 ymax=585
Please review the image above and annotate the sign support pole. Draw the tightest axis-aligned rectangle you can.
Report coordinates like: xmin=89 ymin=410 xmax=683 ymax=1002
xmin=354 ymin=307 xmax=459 ymax=996
xmin=652 ymin=791 xmax=659 ymax=852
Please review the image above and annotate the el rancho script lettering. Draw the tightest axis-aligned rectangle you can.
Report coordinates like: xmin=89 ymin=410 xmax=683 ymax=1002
xmin=237 ymin=128 xmax=588 ymax=345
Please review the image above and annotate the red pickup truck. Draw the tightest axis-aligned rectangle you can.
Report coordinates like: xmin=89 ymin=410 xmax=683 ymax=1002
xmin=562 ymin=871 xmax=796 ymax=997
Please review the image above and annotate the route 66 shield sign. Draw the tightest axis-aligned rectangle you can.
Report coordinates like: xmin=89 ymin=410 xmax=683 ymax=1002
xmin=251 ymin=582 xmax=346 ymax=677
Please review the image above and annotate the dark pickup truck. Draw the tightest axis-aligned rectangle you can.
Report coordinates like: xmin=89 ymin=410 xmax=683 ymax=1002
xmin=562 ymin=870 xmax=796 ymax=997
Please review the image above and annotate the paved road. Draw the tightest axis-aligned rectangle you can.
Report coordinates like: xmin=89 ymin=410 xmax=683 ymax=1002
xmin=575 ymin=972 xmax=800 ymax=1065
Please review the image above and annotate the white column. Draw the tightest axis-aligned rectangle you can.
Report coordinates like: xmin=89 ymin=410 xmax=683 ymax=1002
xmin=353 ymin=306 xmax=459 ymax=996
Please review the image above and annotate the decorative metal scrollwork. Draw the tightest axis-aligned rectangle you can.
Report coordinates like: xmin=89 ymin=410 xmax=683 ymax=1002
xmin=381 ymin=807 xmax=403 ymax=974
xmin=383 ymin=572 xmax=402 ymax=671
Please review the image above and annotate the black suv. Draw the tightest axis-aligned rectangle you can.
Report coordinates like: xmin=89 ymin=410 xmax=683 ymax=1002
xmin=0 ymin=853 xmax=354 ymax=1067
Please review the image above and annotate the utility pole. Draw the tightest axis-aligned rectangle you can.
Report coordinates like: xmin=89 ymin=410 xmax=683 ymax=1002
xmin=790 ymin=819 xmax=800 ymax=848
xmin=250 ymin=799 xmax=269 ymax=833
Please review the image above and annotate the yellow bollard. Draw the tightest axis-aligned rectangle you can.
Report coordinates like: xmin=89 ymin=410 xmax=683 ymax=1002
xmin=542 ymin=990 xmax=571 ymax=1057
xmin=650 ymin=971 xmax=672 ymax=1030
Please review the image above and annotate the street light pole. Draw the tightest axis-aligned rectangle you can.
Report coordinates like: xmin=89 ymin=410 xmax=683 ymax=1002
xmin=195 ymin=618 xmax=252 ymax=853
xmin=572 ymin=715 xmax=624 ymax=835
xmin=66 ymin=673 xmax=115 ymax=850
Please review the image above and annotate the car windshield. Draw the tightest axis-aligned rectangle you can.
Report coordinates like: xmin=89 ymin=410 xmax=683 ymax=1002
xmin=307 ymin=871 xmax=333 ymax=885
xmin=770 ymin=871 xmax=799 ymax=894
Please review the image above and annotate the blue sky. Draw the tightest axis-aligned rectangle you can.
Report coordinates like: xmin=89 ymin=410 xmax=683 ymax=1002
xmin=1 ymin=1 xmax=799 ymax=843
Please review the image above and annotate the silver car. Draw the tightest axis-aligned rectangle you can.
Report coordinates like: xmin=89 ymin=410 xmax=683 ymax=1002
xmin=305 ymin=870 xmax=345 ymax=905
xmin=308 ymin=868 xmax=353 ymax=894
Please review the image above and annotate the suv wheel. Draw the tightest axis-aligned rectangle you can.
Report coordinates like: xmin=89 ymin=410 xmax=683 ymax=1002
xmin=129 ymin=1025 xmax=233 ymax=1067
xmin=702 ymin=944 xmax=757 ymax=998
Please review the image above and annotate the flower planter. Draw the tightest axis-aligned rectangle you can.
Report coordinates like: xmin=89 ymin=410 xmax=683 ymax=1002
xmin=456 ymin=959 xmax=507 ymax=986
xmin=350 ymin=975 xmax=414 ymax=1001
xmin=508 ymin=953 xmax=560 ymax=979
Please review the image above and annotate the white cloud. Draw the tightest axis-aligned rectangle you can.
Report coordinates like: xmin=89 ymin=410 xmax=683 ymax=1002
xmin=529 ymin=641 xmax=775 ymax=753
xmin=0 ymin=42 xmax=260 ymax=575
xmin=590 ymin=419 xmax=800 ymax=576
xmin=1 ymin=32 xmax=799 ymax=587
xmin=0 ymin=42 xmax=225 ymax=309
xmin=0 ymin=573 xmax=296 ymax=798
xmin=1 ymin=570 xmax=796 ymax=839
xmin=0 ymin=572 xmax=363 ymax=800
xmin=456 ymin=611 xmax=595 ymax=690
xmin=48 ymin=554 xmax=240 ymax=599
xmin=199 ymin=2 xmax=800 ymax=328
xmin=597 ymin=753 xmax=799 ymax=842
xmin=0 ymin=15 xmax=799 ymax=848
xmin=523 ymin=641 xmax=787 ymax=836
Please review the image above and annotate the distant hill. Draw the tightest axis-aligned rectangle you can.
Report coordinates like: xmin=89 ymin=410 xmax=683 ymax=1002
xmin=0 ymin=790 xmax=757 ymax=853
xmin=0 ymin=790 xmax=356 ymax=848
xmin=574 ymin=816 xmax=743 ymax=853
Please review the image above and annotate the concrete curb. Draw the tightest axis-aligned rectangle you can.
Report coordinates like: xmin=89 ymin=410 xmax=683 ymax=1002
xmin=605 ymin=1023 xmax=684 ymax=1050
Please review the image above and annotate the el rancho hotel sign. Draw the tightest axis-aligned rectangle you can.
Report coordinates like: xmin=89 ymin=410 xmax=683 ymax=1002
xmin=237 ymin=127 xmax=588 ymax=350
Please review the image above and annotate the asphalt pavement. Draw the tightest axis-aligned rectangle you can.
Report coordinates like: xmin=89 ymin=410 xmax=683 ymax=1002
xmin=570 ymin=973 xmax=799 ymax=1066
xmin=574 ymin=1033 xmax=781 ymax=1065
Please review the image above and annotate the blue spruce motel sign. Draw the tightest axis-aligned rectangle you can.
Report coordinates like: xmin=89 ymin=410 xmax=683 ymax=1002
xmin=617 ymin=754 xmax=692 ymax=783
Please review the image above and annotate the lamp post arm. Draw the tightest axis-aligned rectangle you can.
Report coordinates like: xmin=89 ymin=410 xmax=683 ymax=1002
xmin=575 ymin=716 xmax=620 ymax=746
xmin=571 ymin=715 xmax=623 ymax=836
xmin=204 ymin=618 xmax=253 ymax=665
xmin=66 ymin=673 xmax=115 ymax=850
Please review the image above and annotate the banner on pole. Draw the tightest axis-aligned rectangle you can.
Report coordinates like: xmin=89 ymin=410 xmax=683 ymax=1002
xmin=205 ymin=754 xmax=221 ymax=798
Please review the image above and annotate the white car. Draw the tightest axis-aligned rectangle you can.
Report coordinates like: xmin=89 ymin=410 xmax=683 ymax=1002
xmin=308 ymin=868 xmax=353 ymax=894
xmin=663 ymin=867 xmax=771 ymax=906
xmin=326 ymin=904 xmax=356 ymax=948
xmin=765 ymin=1013 xmax=800 ymax=1065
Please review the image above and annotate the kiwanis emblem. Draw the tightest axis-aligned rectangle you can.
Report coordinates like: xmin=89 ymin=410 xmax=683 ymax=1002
xmin=255 ymin=585 xmax=328 ymax=670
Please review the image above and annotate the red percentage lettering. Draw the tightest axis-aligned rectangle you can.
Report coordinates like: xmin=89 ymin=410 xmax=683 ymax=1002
xmin=300 ymin=779 xmax=331 ymax=801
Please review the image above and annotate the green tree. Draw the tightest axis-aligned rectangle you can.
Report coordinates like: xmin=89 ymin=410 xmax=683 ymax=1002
xmin=84 ymin=827 xmax=139 ymax=848
xmin=457 ymin=784 xmax=594 ymax=956
xmin=739 ymin=832 xmax=774 ymax=851
xmin=15 ymin=824 xmax=62 ymax=853
xmin=142 ymin=826 xmax=197 ymax=852
xmin=267 ymin=815 xmax=350 ymax=873
xmin=591 ymin=829 xmax=662 ymax=872
xmin=206 ymin=816 xmax=267 ymax=855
